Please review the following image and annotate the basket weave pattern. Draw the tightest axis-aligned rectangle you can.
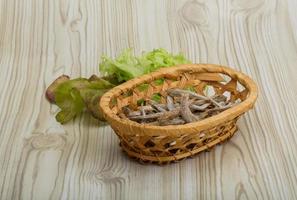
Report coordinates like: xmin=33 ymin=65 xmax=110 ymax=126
xmin=100 ymin=64 xmax=258 ymax=164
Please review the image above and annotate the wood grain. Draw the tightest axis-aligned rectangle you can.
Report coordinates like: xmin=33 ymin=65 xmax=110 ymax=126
xmin=0 ymin=0 xmax=297 ymax=199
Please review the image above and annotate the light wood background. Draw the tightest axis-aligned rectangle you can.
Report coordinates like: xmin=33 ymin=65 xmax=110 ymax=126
xmin=1 ymin=0 xmax=297 ymax=199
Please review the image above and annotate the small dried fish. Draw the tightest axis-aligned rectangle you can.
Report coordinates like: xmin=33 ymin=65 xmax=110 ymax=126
xmin=190 ymin=103 xmax=211 ymax=111
xmin=140 ymin=105 xmax=146 ymax=116
xmin=167 ymin=89 xmax=209 ymax=100
xmin=158 ymin=108 xmax=180 ymax=121
xmin=180 ymin=94 xmax=200 ymax=123
xmin=208 ymin=97 xmax=223 ymax=108
xmin=168 ymin=88 xmax=223 ymax=108
xmin=191 ymin=95 xmax=226 ymax=106
xmin=167 ymin=95 xmax=175 ymax=111
xmin=122 ymin=106 xmax=141 ymax=117
xmin=192 ymin=99 xmax=208 ymax=106
xmin=128 ymin=112 xmax=164 ymax=120
xmin=148 ymin=100 xmax=167 ymax=112
xmin=212 ymin=94 xmax=227 ymax=102
xmin=152 ymin=104 xmax=167 ymax=112
xmin=129 ymin=109 xmax=179 ymax=120
xmin=157 ymin=104 xmax=168 ymax=110
xmin=141 ymin=105 xmax=155 ymax=112
xmin=120 ymin=87 xmax=236 ymax=126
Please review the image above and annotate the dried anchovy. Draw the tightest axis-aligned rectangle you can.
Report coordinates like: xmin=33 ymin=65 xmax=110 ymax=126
xmin=158 ymin=108 xmax=180 ymax=121
xmin=208 ymin=97 xmax=223 ymax=108
xmin=166 ymin=95 xmax=175 ymax=111
xmin=148 ymin=100 xmax=167 ymax=112
xmin=152 ymin=104 xmax=167 ymax=112
xmin=128 ymin=112 xmax=163 ymax=120
xmin=169 ymin=88 xmax=224 ymax=108
xmin=141 ymin=105 xmax=155 ymax=112
xmin=120 ymin=88 xmax=236 ymax=126
xmin=212 ymin=94 xmax=227 ymax=102
xmin=122 ymin=107 xmax=137 ymax=116
xmin=180 ymin=94 xmax=200 ymax=123
xmin=167 ymin=88 xmax=208 ymax=100
xmin=190 ymin=103 xmax=211 ymax=111
xmin=191 ymin=95 xmax=226 ymax=106
xmin=191 ymin=99 xmax=208 ymax=106
xmin=129 ymin=109 xmax=180 ymax=120
xmin=140 ymin=105 xmax=146 ymax=116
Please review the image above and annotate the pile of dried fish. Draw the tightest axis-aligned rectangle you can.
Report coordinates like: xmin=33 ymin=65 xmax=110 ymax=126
xmin=119 ymin=88 xmax=235 ymax=126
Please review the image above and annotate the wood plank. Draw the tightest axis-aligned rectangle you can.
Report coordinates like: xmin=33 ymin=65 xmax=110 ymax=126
xmin=0 ymin=0 xmax=297 ymax=199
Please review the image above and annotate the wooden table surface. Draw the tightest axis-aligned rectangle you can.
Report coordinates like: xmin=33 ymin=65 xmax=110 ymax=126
xmin=1 ymin=0 xmax=297 ymax=199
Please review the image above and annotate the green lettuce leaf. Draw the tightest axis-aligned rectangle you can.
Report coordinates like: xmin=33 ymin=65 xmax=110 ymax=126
xmin=99 ymin=49 xmax=144 ymax=82
xmin=99 ymin=48 xmax=190 ymax=82
xmin=54 ymin=78 xmax=114 ymax=124
xmin=48 ymin=48 xmax=191 ymax=124
xmin=55 ymin=88 xmax=85 ymax=124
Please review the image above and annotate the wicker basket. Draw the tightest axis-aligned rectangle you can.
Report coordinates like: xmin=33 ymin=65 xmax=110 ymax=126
xmin=100 ymin=64 xmax=258 ymax=164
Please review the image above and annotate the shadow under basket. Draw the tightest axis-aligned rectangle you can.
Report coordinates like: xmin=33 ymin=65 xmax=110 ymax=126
xmin=100 ymin=64 xmax=258 ymax=164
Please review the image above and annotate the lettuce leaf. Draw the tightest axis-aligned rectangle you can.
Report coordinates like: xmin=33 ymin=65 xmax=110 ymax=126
xmin=99 ymin=49 xmax=144 ymax=82
xmin=99 ymin=48 xmax=190 ymax=82
xmin=53 ymin=78 xmax=114 ymax=124
xmin=48 ymin=48 xmax=191 ymax=124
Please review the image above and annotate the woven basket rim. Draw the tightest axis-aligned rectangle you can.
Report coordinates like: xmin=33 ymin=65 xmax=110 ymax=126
xmin=99 ymin=64 xmax=258 ymax=133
